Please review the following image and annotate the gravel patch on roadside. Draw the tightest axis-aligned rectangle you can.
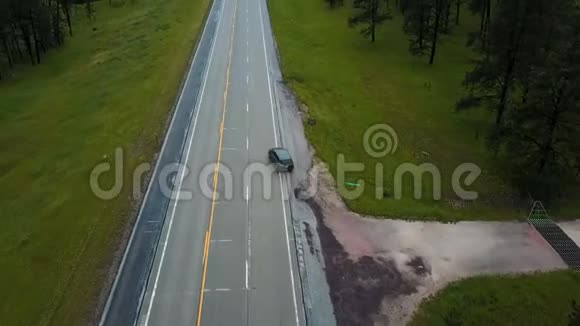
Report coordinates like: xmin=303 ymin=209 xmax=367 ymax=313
xmin=301 ymin=161 xmax=568 ymax=326
xmin=273 ymin=64 xmax=337 ymax=324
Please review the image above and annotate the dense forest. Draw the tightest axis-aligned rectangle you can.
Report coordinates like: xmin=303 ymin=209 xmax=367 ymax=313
xmin=345 ymin=0 xmax=580 ymax=203
xmin=0 ymin=0 xmax=105 ymax=79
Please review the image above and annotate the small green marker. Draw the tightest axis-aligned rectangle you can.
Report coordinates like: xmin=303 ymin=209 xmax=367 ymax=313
xmin=345 ymin=182 xmax=360 ymax=187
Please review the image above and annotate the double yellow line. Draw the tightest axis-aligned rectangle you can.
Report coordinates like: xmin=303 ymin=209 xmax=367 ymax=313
xmin=196 ymin=0 xmax=239 ymax=324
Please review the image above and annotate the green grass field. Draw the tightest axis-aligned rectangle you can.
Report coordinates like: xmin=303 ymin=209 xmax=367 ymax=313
xmin=268 ymin=2 xmax=580 ymax=324
xmin=0 ymin=0 xmax=209 ymax=325
xmin=268 ymin=0 xmax=580 ymax=221
xmin=409 ymin=270 xmax=580 ymax=326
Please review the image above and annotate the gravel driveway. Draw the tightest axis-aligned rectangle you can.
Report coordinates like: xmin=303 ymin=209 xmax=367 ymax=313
xmin=298 ymin=162 xmax=573 ymax=326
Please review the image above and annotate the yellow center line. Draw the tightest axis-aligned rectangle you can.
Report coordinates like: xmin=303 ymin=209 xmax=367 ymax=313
xmin=196 ymin=0 xmax=238 ymax=324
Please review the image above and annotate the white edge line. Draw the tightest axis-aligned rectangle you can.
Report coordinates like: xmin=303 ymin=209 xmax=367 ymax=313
xmin=246 ymin=184 xmax=251 ymax=291
xmin=245 ymin=260 xmax=249 ymax=289
xmin=141 ymin=0 xmax=226 ymax=324
xmin=259 ymin=1 xmax=299 ymax=325
xmin=98 ymin=0 xmax=219 ymax=324
xmin=278 ymin=173 xmax=299 ymax=325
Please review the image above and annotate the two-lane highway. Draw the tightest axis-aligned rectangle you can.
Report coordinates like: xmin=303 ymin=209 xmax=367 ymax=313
xmin=135 ymin=0 xmax=306 ymax=324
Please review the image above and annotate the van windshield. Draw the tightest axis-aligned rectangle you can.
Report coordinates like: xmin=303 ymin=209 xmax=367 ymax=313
xmin=276 ymin=150 xmax=291 ymax=163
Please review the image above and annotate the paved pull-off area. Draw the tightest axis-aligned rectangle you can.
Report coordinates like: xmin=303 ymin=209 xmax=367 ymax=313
xmin=101 ymin=0 xmax=306 ymax=325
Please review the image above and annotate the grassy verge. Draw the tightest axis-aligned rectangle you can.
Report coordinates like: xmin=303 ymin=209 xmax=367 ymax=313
xmin=409 ymin=270 xmax=580 ymax=326
xmin=0 ymin=0 xmax=209 ymax=325
xmin=268 ymin=0 xmax=580 ymax=220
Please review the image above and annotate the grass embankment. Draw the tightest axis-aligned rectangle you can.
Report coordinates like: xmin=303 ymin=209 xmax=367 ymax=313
xmin=268 ymin=0 xmax=580 ymax=221
xmin=409 ymin=270 xmax=580 ymax=326
xmin=0 ymin=0 xmax=209 ymax=325
xmin=268 ymin=2 xmax=580 ymax=324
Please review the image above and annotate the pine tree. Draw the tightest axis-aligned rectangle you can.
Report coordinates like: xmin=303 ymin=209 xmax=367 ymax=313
xmin=348 ymin=0 xmax=391 ymax=42
xmin=0 ymin=0 xmax=89 ymax=77
xmin=325 ymin=0 xmax=344 ymax=8
xmin=454 ymin=0 xmax=463 ymax=25
xmin=403 ymin=0 xmax=448 ymax=64
xmin=466 ymin=0 xmax=491 ymax=49
xmin=502 ymin=11 xmax=580 ymax=171
xmin=459 ymin=0 xmax=580 ymax=198
xmin=459 ymin=0 xmax=539 ymax=128
xmin=404 ymin=0 xmax=433 ymax=55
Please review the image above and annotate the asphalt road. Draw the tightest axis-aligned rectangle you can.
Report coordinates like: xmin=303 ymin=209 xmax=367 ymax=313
xmin=134 ymin=0 xmax=306 ymax=325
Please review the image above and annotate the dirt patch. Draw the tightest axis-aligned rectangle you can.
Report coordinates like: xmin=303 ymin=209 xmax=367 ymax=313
xmin=406 ymin=257 xmax=430 ymax=277
xmin=303 ymin=222 xmax=318 ymax=257
xmin=296 ymin=160 xmax=566 ymax=326
xmin=303 ymin=196 xmax=418 ymax=326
